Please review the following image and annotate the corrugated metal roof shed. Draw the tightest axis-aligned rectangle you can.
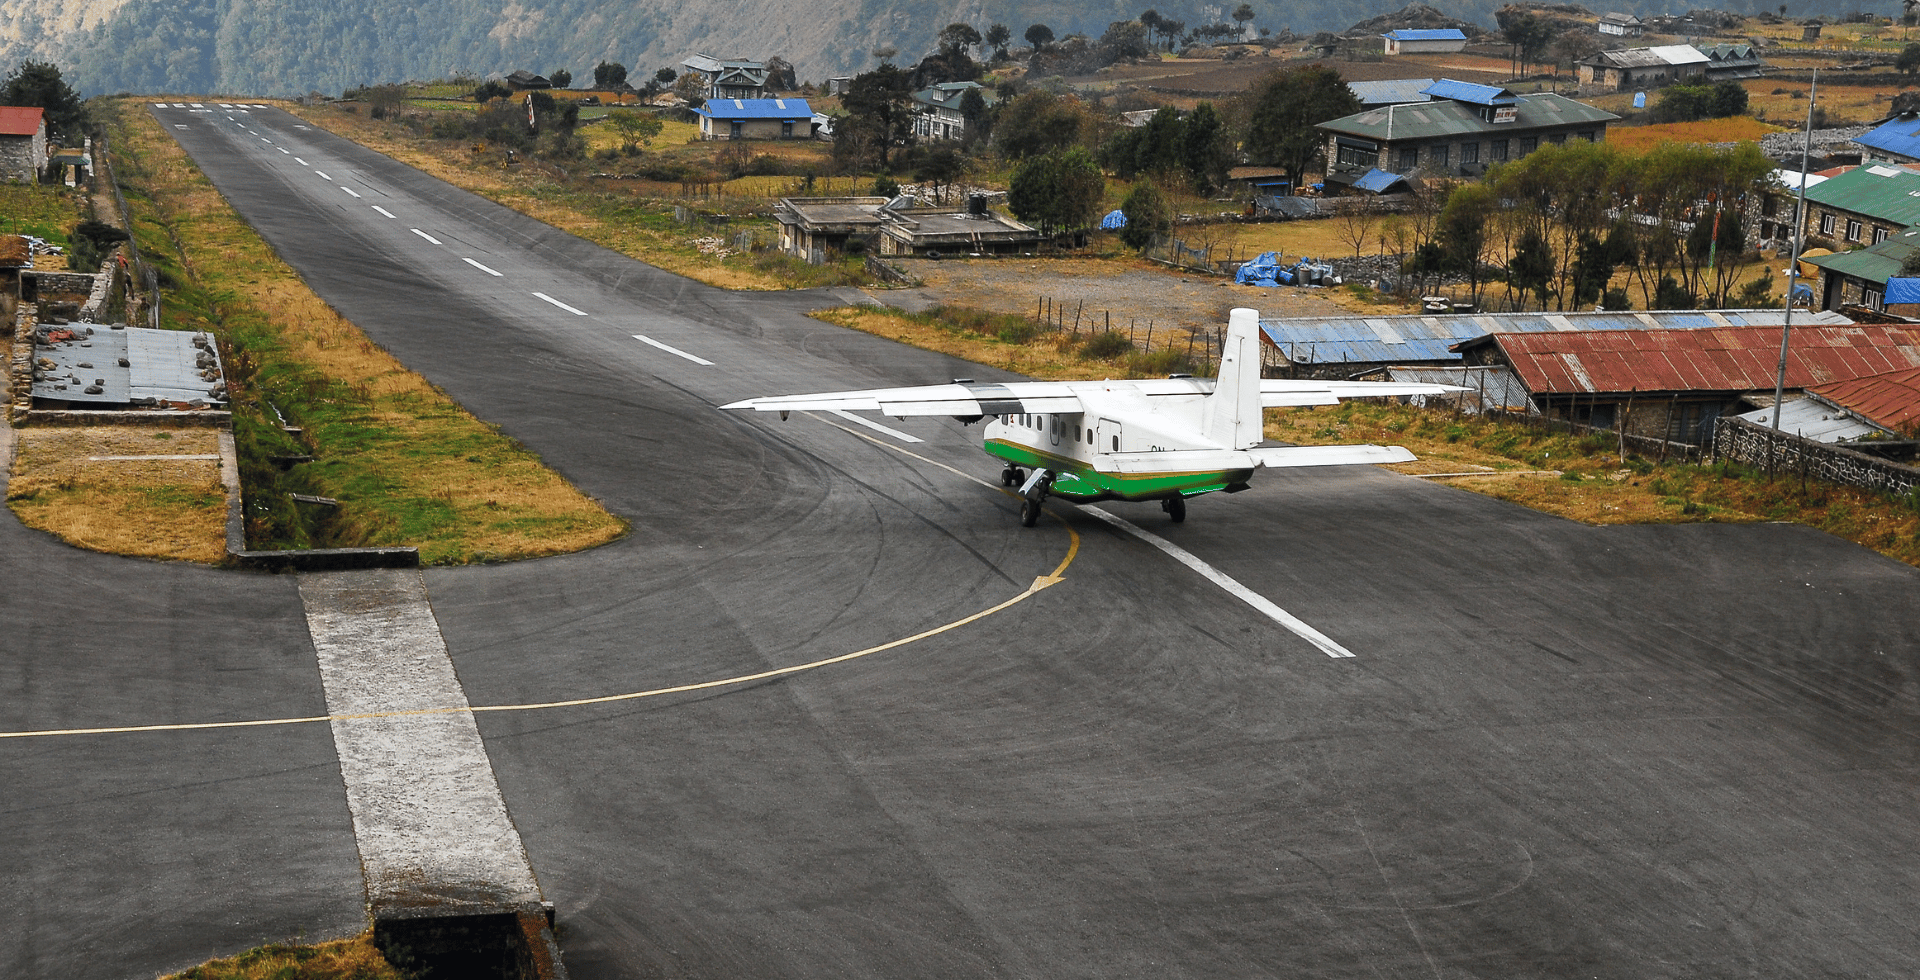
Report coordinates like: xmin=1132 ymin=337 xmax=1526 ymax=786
xmin=1810 ymin=365 xmax=1920 ymax=432
xmin=1382 ymin=29 xmax=1467 ymax=41
xmin=1731 ymin=396 xmax=1886 ymax=442
xmin=1802 ymin=163 xmax=1920 ymax=226
xmin=30 ymin=325 xmax=225 ymax=406
xmin=1482 ymin=325 xmax=1920 ymax=395
xmin=0 ymin=105 xmax=44 ymax=136
xmin=1853 ymin=112 xmax=1920 ymax=162
xmin=1260 ymin=309 xmax=1852 ymax=367
xmin=1348 ymin=78 xmax=1435 ymax=107
xmin=1647 ymin=43 xmax=1710 ymax=64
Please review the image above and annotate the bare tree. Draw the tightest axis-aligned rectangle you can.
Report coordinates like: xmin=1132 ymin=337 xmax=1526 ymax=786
xmin=1336 ymin=204 xmax=1374 ymax=259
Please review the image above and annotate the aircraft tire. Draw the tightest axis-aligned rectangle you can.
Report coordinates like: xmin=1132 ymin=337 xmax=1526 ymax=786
xmin=1166 ymin=495 xmax=1186 ymax=523
xmin=1001 ymin=466 xmax=1017 ymax=487
xmin=1020 ymin=498 xmax=1040 ymax=527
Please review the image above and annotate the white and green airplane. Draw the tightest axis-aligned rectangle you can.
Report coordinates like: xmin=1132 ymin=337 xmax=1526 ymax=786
xmin=722 ymin=308 xmax=1461 ymax=525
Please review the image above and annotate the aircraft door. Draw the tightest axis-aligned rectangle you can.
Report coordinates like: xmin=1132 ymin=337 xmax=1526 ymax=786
xmin=1096 ymin=417 xmax=1122 ymax=453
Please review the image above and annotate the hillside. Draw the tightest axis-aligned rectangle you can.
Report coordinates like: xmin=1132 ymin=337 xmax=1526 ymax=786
xmin=0 ymin=0 xmax=1834 ymax=97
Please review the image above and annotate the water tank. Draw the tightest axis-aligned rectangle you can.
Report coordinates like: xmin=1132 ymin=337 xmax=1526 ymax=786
xmin=967 ymin=194 xmax=988 ymax=217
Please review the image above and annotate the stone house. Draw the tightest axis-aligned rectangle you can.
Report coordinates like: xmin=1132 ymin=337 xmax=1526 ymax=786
xmin=1380 ymin=29 xmax=1466 ymax=55
xmin=693 ymin=98 xmax=813 ymax=140
xmin=1798 ymin=164 xmax=1920 ymax=255
xmin=0 ymin=106 xmax=48 ymax=182
xmin=681 ymin=55 xmax=771 ymax=100
xmin=911 ymin=81 xmax=990 ymax=142
xmin=1596 ymin=12 xmax=1643 ymax=36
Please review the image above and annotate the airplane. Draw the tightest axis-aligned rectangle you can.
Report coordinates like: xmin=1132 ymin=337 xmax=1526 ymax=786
xmin=721 ymin=308 xmax=1462 ymax=526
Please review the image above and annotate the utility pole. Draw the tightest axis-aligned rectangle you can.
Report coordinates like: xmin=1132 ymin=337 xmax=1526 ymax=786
xmin=1773 ymin=69 xmax=1817 ymax=432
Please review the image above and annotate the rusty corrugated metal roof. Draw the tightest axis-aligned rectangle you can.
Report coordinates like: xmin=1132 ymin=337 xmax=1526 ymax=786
xmin=0 ymin=105 xmax=42 ymax=136
xmin=1810 ymin=366 xmax=1920 ymax=433
xmin=1487 ymin=325 xmax=1920 ymax=395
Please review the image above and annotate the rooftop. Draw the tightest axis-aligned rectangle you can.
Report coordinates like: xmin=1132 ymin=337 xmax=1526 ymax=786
xmin=1810 ymin=365 xmax=1920 ymax=433
xmin=1465 ymin=324 xmax=1920 ymax=395
xmin=1421 ymin=79 xmax=1517 ymax=106
xmin=1855 ymin=112 xmax=1920 ymax=162
xmin=694 ymin=98 xmax=812 ymax=120
xmin=1347 ymin=78 xmax=1435 ymax=107
xmin=0 ymin=105 xmax=44 ymax=137
xmin=1319 ymin=91 xmax=1618 ymax=143
xmin=32 ymin=324 xmax=228 ymax=407
xmin=1382 ymin=28 xmax=1467 ymax=41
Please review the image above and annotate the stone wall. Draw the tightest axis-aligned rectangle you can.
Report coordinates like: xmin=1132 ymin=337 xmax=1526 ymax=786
xmin=1713 ymin=416 xmax=1920 ymax=496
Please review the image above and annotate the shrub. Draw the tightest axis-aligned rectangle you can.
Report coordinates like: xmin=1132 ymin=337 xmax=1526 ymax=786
xmin=1080 ymin=331 xmax=1135 ymax=359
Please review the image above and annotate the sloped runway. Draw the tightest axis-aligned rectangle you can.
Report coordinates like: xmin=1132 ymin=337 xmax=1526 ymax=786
xmin=3 ymin=102 xmax=1917 ymax=978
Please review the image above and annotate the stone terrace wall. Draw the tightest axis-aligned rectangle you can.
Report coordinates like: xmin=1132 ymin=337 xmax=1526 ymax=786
xmin=1714 ymin=416 xmax=1920 ymax=497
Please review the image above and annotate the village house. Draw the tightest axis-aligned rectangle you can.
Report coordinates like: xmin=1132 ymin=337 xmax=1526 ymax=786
xmin=1854 ymin=111 xmax=1920 ymax=166
xmin=1804 ymin=224 xmax=1920 ymax=312
xmin=0 ymin=106 xmax=48 ymax=182
xmin=1799 ymin=163 xmax=1920 ymax=254
xmin=503 ymin=70 xmax=551 ymax=91
xmin=1317 ymin=80 xmax=1618 ymax=194
xmin=1380 ymin=29 xmax=1467 ymax=55
xmin=1596 ymin=12 xmax=1644 ymax=36
xmin=681 ymin=55 xmax=771 ymax=100
xmin=911 ymin=81 xmax=990 ymax=142
xmin=775 ymin=195 xmax=1043 ymax=260
xmin=693 ymin=98 xmax=813 ymax=140
xmin=1452 ymin=324 xmax=1920 ymax=444
xmin=1576 ymin=43 xmax=1761 ymax=93
xmin=1346 ymin=78 xmax=1436 ymax=109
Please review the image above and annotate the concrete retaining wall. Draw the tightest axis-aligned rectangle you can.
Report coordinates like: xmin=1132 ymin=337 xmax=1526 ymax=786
xmin=1713 ymin=416 xmax=1920 ymax=496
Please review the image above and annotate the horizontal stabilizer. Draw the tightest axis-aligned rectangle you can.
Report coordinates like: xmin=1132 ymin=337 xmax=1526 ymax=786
xmin=1094 ymin=443 xmax=1414 ymax=473
xmin=720 ymin=383 xmax=1083 ymax=417
xmin=1247 ymin=444 xmax=1416 ymax=468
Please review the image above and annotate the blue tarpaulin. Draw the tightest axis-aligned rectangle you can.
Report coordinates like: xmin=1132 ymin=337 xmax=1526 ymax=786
xmin=1099 ymin=209 xmax=1127 ymax=230
xmin=1352 ymin=168 xmax=1410 ymax=194
xmin=1885 ymin=277 xmax=1920 ymax=304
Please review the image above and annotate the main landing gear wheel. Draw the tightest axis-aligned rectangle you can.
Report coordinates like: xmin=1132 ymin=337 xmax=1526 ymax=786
xmin=1020 ymin=498 xmax=1042 ymax=527
xmin=1001 ymin=465 xmax=1025 ymax=487
xmin=1162 ymin=495 xmax=1187 ymax=523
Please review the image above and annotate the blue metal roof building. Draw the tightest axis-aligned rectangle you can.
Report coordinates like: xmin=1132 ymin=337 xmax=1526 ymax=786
xmin=1257 ymin=309 xmax=1855 ymax=374
xmin=693 ymin=98 xmax=815 ymax=140
xmin=694 ymin=98 xmax=813 ymax=120
xmin=1854 ymin=113 xmax=1920 ymax=165
xmin=1420 ymin=79 xmax=1518 ymax=106
xmin=1382 ymin=28 xmax=1468 ymax=41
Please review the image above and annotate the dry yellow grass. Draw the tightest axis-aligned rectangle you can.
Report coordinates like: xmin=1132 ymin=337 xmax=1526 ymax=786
xmin=162 ymin=931 xmax=402 ymax=980
xmin=7 ymin=427 xmax=227 ymax=563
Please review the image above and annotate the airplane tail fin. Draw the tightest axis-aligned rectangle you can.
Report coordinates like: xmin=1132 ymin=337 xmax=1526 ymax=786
xmin=1202 ymin=308 xmax=1265 ymax=450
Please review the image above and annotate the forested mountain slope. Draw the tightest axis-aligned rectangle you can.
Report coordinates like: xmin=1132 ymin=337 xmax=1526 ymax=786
xmin=3 ymin=0 xmax=1804 ymax=97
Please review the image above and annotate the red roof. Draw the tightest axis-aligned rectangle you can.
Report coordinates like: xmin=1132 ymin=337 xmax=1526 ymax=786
xmin=1484 ymin=325 xmax=1920 ymax=395
xmin=0 ymin=105 xmax=44 ymax=137
xmin=1811 ymin=365 xmax=1920 ymax=434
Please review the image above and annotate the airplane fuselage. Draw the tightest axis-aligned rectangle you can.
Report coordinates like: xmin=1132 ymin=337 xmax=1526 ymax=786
xmin=980 ymin=385 xmax=1250 ymax=503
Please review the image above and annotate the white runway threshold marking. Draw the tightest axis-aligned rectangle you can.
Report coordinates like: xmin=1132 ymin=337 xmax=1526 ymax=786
xmin=1081 ymin=506 xmax=1358 ymax=659
xmin=828 ymin=409 xmax=922 ymax=443
xmin=631 ymin=333 xmax=711 ymax=364
xmin=371 ymin=205 xmax=396 ymax=218
xmin=410 ymin=228 xmax=442 ymax=245
xmin=534 ymin=292 xmax=589 ymax=316
xmin=462 ymin=257 xmax=503 ymax=277
xmin=340 ymin=186 xmax=361 ymax=198
xmin=298 ymin=569 xmax=548 ymax=916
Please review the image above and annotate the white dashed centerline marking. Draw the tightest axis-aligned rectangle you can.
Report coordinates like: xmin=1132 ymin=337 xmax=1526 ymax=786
xmin=313 ymin=170 xmax=331 ymax=180
xmin=631 ymin=334 xmax=712 ymax=365
xmin=259 ymin=137 xmax=271 ymax=143
xmin=1080 ymin=506 xmax=1359 ymax=659
xmin=828 ymin=409 xmax=921 ymax=442
xmin=371 ymin=206 xmax=396 ymax=218
xmin=277 ymin=147 xmax=289 ymax=154
xmin=294 ymin=157 xmax=308 ymax=165
xmin=461 ymin=257 xmax=502 ymax=277
xmin=534 ymin=292 xmax=589 ymax=316
xmin=340 ymin=186 xmax=361 ymax=198
xmin=410 ymin=228 xmax=442 ymax=245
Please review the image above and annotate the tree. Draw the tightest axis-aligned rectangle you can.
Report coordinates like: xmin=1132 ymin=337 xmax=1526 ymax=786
xmin=673 ymin=72 xmax=707 ymax=107
xmin=1103 ymin=106 xmax=1184 ymax=177
xmin=914 ymin=147 xmax=968 ymax=203
xmin=1025 ymin=24 xmax=1056 ymax=50
xmin=0 ymin=61 xmax=86 ymax=140
xmin=992 ymin=90 xmax=1091 ymax=160
xmin=1508 ymin=227 xmax=1556 ymax=309
xmin=1102 ymin=21 xmax=1151 ymax=60
xmin=473 ymin=80 xmax=511 ymax=103
xmin=986 ymin=24 xmax=1013 ymax=61
xmin=1900 ymin=43 xmax=1920 ymax=76
xmin=593 ymin=61 xmax=627 ymax=89
xmin=939 ymin=23 xmax=983 ymax=58
xmin=1233 ymin=3 xmax=1256 ymax=31
xmin=1181 ymin=102 xmax=1231 ymax=194
xmin=959 ymin=87 xmax=990 ymax=146
xmin=1239 ymin=66 xmax=1359 ymax=194
xmin=841 ymin=64 xmax=916 ymax=170
xmin=1437 ymin=182 xmax=1499 ymax=302
xmin=1141 ymin=10 xmax=1165 ymax=49
xmin=1008 ymin=148 xmax=1106 ymax=236
xmin=654 ymin=67 xmax=677 ymax=85
xmin=549 ymin=69 xmax=572 ymax=89
xmin=1119 ymin=180 xmax=1172 ymax=249
xmin=611 ymin=111 xmax=663 ymax=153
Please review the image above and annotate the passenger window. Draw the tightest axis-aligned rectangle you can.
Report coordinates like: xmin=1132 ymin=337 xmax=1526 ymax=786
xmin=1112 ymin=436 xmax=1119 ymax=451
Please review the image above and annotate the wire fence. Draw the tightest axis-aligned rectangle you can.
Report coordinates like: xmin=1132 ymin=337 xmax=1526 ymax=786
xmin=1030 ymin=295 xmax=1220 ymax=371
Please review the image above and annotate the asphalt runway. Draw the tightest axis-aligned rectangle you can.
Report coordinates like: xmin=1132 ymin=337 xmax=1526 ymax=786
xmin=2 ymin=101 xmax=1916 ymax=978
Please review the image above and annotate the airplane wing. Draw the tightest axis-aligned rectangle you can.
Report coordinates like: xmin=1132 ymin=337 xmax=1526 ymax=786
xmin=1123 ymin=377 xmax=1465 ymax=407
xmin=720 ymin=381 xmax=1083 ymax=417
xmin=1093 ymin=444 xmax=1414 ymax=473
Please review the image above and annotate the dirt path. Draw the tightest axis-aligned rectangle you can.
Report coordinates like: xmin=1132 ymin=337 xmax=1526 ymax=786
xmin=884 ymin=256 xmax=1353 ymax=341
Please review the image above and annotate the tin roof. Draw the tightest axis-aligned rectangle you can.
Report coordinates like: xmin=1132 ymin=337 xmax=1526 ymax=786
xmin=1382 ymin=29 xmax=1467 ymax=41
xmin=913 ymin=81 xmax=991 ymax=110
xmin=1474 ymin=325 xmax=1920 ymax=395
xmin=1730 ymin=396 xmax=1887 ymax=442
xmin=1802 ymin=162 xmax=1920 ymax=226
xmin=694 ymin=98 xmax=812 ymax=120
xmin=1421 ymin=79 xmax=1516 ymax=106
xmin=1258 ymin=309 xmax=1849 ymax=367
xmin=1855 ymin=112 xmax=1920 ymax=162
xmin=1318 ymin=91 xmax=1617 ymax=143
xmin=0 ymin=105 xmax=44 ymax=137
xmin=31 ymin=325 xmax=227 ymax=406
xmin=1810 ymin=365 xmax=1920 ymax=433
xmin=1804 ymin=225 xmax=1920 ymax=285
xmin=1348 ymin=78 xmax=1435 ymax=107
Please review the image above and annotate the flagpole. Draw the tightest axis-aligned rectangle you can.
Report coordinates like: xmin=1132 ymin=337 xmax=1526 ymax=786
xmin=1773 ymin=69 xmax=1816 ymax=431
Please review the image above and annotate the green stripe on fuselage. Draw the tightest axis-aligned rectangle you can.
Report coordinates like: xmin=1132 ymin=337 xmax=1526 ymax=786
xmin=984 ymin=438 xmax=1247 ymax=502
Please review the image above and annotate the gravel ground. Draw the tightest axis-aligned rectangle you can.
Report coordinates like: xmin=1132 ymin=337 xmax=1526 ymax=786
xmin=877 ymin=256 xmax=1353 ymax=341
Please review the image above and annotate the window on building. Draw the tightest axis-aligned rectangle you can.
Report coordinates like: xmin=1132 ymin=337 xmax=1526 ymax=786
xmin=1875 ymin=226 xmax=1891 ymax=244
xmin=1577 ymin=130 xmax=1595 ymax=141
xmin=1490 ymin=139 xmax=1509 ymax=161
xmin=1461 ymin=141 xmax=1479 ymax=164
xmin=1818 ymin=212 xmax=1835 ymax=235
xmin=1432 ymin=144 xmax=1449 ymax=168
xmin=729 ymin=120 xmax=742 ymax=138
xmin=1867 ymin=288 xmax=1884 ymax=310
xmin=1518 ymin=136 xmax=1538 ymax=156
xmin=781 ymin=120 xmax=794 ymax=137
xmin=1337 ymin=144 xmax=1377 ymax=168
xmin=1846 ymin=219 xmax=1862 ymax=242
xmin=1397 ymin=146 xmax=1419 ymax=170
xmin=1547 ymin=133 xmax=1567 ymax=145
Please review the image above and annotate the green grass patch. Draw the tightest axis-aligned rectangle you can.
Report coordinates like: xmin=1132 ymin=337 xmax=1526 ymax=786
xmin=0 ymin=181 xmax=89 ymax=249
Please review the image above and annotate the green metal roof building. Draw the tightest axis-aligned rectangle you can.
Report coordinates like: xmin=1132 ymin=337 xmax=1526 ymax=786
xmin=1316 ymin=81 xmax=1619 ymax=194
xmin=1804 ymin=224 xmax=1920 ymax=312
xmin=1799 ymin=164 xmax=1920 ymax=254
